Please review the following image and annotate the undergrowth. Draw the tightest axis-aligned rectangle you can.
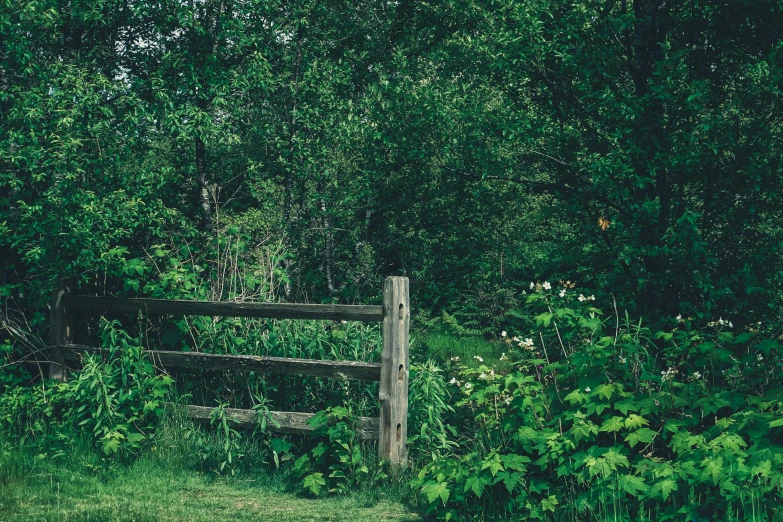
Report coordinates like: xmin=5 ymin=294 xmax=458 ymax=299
xmin=4 ymin=284 xmax=783 ymax=521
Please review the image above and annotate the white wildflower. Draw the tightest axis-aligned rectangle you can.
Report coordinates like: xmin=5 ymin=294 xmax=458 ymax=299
xmin=474 ymin=355 xmax=484 ymax=362
xmin=584 ymin=387 xmax=591 ymax=393
xmin=661 ymin=367 xmax=678 ymax=382
xmin=757 ymin=354 xmax=764 ymax=362
xmin=500 ymin=353 xmax=508 ymax=361
xmin=530 ymin=282 xmax=535 ymax=289
xmin=559 ymin=290 xmax=566 ymax=297
xmin=464 ymin=382 xmax=472 ymax=390
xmin=479 ymin=372 xmax=488 ymax=380
xmin=450 ymin=356 xmax=460 ymax=362
xmin=449 ymin=377 xmax=457 ymax=384
xmin=588 ymin=295 xmax=596 ymax=301
xmin=692 ymin=372 xmax=701 ymax=379
xmin=519 ymin=338 xmax=534 ymax=350
xmin=504 ymin=396 xmax=512 ymax=405
xmin=501 ymin=331 xmax=507 ymax=338
xmin=578 ymin=294 xmax=586 ymax=302
xmin=543 ymin=281 xmax=551 ymax=290
xmin=728 ymin=321 xmax=733 ymax=328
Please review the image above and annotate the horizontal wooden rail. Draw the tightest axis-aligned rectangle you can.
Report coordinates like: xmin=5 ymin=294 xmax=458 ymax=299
xmin=62 ymin=345 xmax=381 ymax=381
xmin=185 ymin=405 xmax=380 ymax=440
xmin=64 ymin=295 xmax=384 ymax=322
xmin=49 ymin=276 xmax=408 ymax=465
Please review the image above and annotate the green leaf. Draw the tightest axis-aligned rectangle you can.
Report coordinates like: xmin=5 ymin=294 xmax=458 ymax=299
xmin=599 ymin=416 xmax=625 ymax=433
xmin=421 ymin=482 xmax=450 ymax=505
xmin=769 ymin=418 xmax=783 ymax=428
xmin=594 ymin=383 xmax=615 ymax=400
xmin=534 ymin=312 xmax=553 ymax=327
xmin=464 ymin=475 xmax=487 ymax=498
xmin=541 ymin=495 xmax=558 ymax=512
xmin=619 ymin=474 xmax=648 ymax=496
xmin=481 ymin=453 xmax=505 ymax=477
xmin=302 ymin=473 xmax=326 ymax=496
xmin=625 ymin=414 xmax=649 ymax=429
xmin=270 ymin=438 xmax=292 ymax=454
xmin=624 ymin=428 xmax=657 ymax=447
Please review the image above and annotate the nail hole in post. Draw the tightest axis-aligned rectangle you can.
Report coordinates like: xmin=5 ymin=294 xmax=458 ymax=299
xmin=396 ymin=423 xmax=401 ymax=443
xmin=398 ymin=303 xmax=403 ymax=321
xmin=398 ymin=364 xmax=404 ymax=380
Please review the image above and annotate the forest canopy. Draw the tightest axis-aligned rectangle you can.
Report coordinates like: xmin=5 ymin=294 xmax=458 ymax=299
xmin=2 ymin=0 xmax=783 ymax=327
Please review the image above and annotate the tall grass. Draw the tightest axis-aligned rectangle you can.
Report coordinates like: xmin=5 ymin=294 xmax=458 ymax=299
xmin=418 ymin=327 xmax=503 ymax=367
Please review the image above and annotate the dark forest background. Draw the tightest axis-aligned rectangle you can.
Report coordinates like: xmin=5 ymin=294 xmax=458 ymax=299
xmin=3 ymin=0 xmax=782 ymax=327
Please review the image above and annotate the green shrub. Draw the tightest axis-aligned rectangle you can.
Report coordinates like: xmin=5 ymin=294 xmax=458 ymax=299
xmin=60 ymin=319 xmax=175 ymax=459
xmin=412 ymin=282 xmax=783 ymax=521
xmin=293 ymin=406 xmax=384 ymax=496
xmin=0 ymin=319 xmax=173 ymax=462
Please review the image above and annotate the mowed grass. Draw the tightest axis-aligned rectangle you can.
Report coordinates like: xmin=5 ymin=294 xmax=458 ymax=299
xmin=0 ymin=457 xmax=419 ymax=522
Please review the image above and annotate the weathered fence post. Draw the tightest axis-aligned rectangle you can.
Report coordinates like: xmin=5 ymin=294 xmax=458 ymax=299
xmin=49 ymin=284 xmax=72 ymax=382
xmin=379 ymin=276 xmax=409 ymax=470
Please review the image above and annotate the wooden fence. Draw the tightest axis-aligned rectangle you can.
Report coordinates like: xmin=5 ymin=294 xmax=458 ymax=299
xmin=49 ymin=277 xmax=409 ymax=467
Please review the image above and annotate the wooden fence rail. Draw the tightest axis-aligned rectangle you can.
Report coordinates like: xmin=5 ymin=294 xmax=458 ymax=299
xmin=49 ymin=277 xmax=409 ymax=468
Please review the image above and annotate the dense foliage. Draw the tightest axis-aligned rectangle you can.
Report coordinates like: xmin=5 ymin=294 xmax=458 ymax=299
xmin=3 ymin=1 xmax=783 ymax=521
xmin=3 ymin=0 xmax=783 ymax=320
xmin=414 ymin=286 xmax=783 ymax=520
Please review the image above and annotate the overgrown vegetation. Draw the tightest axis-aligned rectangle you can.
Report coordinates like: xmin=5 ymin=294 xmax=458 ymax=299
xmin=3 ymin=0 xmax=783 ymax=520
xmin=413 ymin=285 xmax=783 ymax=521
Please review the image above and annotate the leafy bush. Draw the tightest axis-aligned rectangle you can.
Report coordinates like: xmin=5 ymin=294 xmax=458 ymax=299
xmin=412 ymin=282 xmax=783 ymax=521
xmin=293 ymin=406 xmax=384 ymax=496
xmin=60 ymin=320 xmax=174 ymax=459
xmin=0 ymin=319 xmax=173 ymax=462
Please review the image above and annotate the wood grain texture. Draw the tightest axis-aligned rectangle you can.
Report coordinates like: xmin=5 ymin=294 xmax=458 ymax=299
xmin=64 ymin=295 xmax=383 ymax=322
xmin=62 ymin=345 xmax=381 ymax=381
xmin=49 ymin=285 xmax=73 ymax=382
xmin=378 ymin=277 xmax=409 ymax=469
xmin=184 ymin=405 xmax=380 ymax=440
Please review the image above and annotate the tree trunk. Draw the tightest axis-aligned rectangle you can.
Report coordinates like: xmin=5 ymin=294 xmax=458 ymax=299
xmin=195 ymin=136 xmax=212 ymax=229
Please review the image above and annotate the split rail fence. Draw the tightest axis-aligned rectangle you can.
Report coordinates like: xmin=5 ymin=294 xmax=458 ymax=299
xmin=49 ymin=276 xmax=409 ymax=467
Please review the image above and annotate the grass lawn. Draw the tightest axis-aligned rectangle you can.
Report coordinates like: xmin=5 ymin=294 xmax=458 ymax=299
xmin=0 ymin=458 xmax=420 ymax=522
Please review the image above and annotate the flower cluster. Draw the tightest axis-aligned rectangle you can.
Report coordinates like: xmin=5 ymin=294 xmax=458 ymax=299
xmin=473 ymin=355 xmax=484 ymax=363
xmin=511 ymin=337 xmax=535 ymax=350
xmin=661 ymin=367 xmax=678 ymax=382
xmin=577 ymin=294 xmax=596 ymax=302
xmin=479 ymin=369 xmax=496 ymax=380
xmin=529 ymin=281 xmax=552 ymax=292
xmin=707 ymin=318 xmax=732 ymax=328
